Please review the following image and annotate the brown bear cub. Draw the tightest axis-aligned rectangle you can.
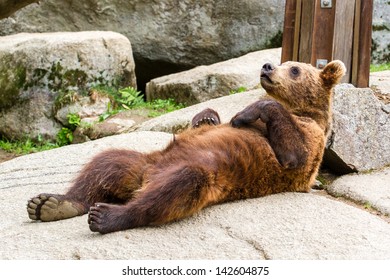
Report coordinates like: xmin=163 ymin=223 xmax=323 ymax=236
xmin=27 ymin=60 xmax=346 ymax=234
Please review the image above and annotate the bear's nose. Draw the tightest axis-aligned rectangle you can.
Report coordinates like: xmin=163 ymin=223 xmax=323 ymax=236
xmin=262 ymin=63 xmax=275 ymax=73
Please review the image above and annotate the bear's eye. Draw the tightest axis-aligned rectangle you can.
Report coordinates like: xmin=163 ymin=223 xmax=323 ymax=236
xmin=290 ymin=67 xmax=300 ymax=76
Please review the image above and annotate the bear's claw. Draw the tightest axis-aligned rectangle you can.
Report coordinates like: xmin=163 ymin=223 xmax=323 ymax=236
xmin=191 ymin=108 xmax=221 ymax=128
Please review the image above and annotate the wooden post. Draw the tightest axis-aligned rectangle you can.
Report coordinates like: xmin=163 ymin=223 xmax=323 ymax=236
xmin=298 ymin=0 xmax=316 ymax=63
xmin=281 ymin=0 xmax=373 ymax=87
xmin=333 ymin=0 xmax=356 ymax=83
xmin=351 ymin=0 xmax=362 ymax=86
xmin=281 ymin=0 xmax=297 ymax=62
xmin=310 ymin=0 xmax=337 ymax=68
xmin=354 ymin=0 xmax=373 ymax=87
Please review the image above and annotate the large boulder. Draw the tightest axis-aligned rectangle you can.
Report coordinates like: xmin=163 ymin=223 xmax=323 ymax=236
xmin=323 ymin=85 xmax=390 ymax=174
xmin=372 ymin=0 xmax=390 ymax=64
xmin=146 ymin=48 xmax=281 ymax=105
xmin=0 ymin=1 xmax=388 ymax=88
xmin=0 ymin=31 xmax=136 ymax=141
xmin=0 ymin=0 xmax=285 ymax=89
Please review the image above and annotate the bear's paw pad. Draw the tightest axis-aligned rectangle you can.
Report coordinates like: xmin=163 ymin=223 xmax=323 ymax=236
xmin=27 ymin=194 xmax=80 ymax=222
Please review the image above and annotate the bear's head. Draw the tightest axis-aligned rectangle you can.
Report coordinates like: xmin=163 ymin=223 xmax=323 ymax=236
xmin=260 ymin=60 xmax=346 ymax=112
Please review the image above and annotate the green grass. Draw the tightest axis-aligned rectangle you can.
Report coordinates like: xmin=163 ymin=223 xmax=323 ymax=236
xmin=91 ymin=85 xmax=185 ymax=120
xmin=229 ymin=86 xmax=248 ymax=95
xmin=363 ymin=201 xmax=372 ymax=210
xmin=370 ymin=63 xmax=390 ymax=72
xmin=0 ymin=137 xmax=59 ymax=155
xmin=138 ymin=99 xmax=185 ymax=117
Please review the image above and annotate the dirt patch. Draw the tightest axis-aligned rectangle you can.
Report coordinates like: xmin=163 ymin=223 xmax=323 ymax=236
xmin=371 ymin=85 xmax=390 ymax=104
xmin=0 ymin=149 xmax=17 ymax=164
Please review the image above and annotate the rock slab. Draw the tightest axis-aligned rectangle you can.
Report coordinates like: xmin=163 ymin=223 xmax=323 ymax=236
xmin=1 ymin=131 xmax=390 ymax=260
xmin=324 ymin=85 xmax=390 ymax=173
xmin=327 ymin=167 xmax=390 ymax=215
xmin=0 ymin=31 xmax=136 ymax=141
xmin=146 ymin=48 xmax=281 ymax=105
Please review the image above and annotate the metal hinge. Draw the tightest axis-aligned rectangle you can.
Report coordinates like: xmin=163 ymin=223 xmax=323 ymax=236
xmin=321 ymin=0 xmax=332 ymax=8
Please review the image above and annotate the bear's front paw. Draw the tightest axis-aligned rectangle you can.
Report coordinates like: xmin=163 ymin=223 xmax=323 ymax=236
xmin=230 ymin=100 xmax=282 ymax=127
xmin=230 ymin=112 xmax=248 ymax=128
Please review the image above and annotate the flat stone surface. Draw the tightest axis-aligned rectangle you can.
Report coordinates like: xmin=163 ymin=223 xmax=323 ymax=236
xmin=326 ymin=167 xmax=390 ymax=215
xmin=1 ymin=131 xmax=390 ymax=260
xmin=370 ymin=70 xmax=390 ymax=95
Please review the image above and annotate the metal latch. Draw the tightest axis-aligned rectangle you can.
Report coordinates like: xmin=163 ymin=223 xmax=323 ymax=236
xmin=321 ymin=0 xmax=332 ymax=8
xmin=316 ymin=59 xmax=328 ymax=69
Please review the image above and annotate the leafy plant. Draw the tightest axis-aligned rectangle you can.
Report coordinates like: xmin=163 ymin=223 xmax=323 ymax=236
xmin=117 ymin=87 xmax=144 ymax=108
xmin=230 ymin=86 xmax=248 ymax=95
xmin=67 ymin=113 xmax=81 ymax=130
xmin=56 ymin=127 xmax=74 ymax=146
xmin=55 ymin=113 xmax=81 ymax=146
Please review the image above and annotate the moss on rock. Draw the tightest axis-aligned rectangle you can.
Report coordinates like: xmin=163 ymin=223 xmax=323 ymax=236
xmin=0 ymin=55 xmax=27 ymax=109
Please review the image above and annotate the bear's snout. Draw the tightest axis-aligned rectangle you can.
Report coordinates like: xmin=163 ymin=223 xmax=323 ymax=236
xmin=261 ymin=63 xmax=274 ymax=85
xmin=262 ymin=63 xmax=275 ymax=74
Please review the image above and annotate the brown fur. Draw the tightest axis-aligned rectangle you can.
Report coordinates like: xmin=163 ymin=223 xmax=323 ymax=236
xmin=27 ymin=60 xmax=346 ymax=234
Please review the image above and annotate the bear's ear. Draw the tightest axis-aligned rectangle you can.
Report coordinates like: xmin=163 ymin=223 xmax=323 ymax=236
xmin=320 ymin=60 xmax=346 ymax=88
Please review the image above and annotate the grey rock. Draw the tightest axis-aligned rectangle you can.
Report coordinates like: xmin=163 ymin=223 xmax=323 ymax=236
xmin=73 ymin=109 xmax=153 ymax=143
xmin=327 ymin=167 xmax=390 ymax=216
xmin=324 ymin=86 xmax=390 ymax=173
xmin=0 ymin=90 xmax=62 ymax=141
xmin=146 ymin=48 xmax=281 ymax=105
xmin=0 ymin=31 xmax=136 ymax=140
xmin=383 ymin=104 xmax=390 ymax=113
xmin=0 ymin=0 xmax=286 ymax=85
xmin=74 ymin=117 xmax=137 ymax=142
xmin=372 ymin=0 xmax=390 ymax=64
xmin=1 ymin=131 xmax=390 ymax=259
xmin=55 ymin=96 xmax=111 ymax=127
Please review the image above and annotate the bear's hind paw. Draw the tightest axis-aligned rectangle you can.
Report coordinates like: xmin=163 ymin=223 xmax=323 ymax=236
xmin=27 ymin=194 xmax=84 ymax=222
xmin=88 ymin=203 xmax=133 ymax=234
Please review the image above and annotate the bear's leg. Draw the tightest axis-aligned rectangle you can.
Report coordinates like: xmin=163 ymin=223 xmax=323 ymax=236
xmin=230 ymin=100 xmax=308 ymax=169
xmin=88 ymin=164 xmax=220 ymax=234
xmin=27 ymin=149 xmax=149 ymax=222
xmin=191 ymin=108 xmax=221 ymax=128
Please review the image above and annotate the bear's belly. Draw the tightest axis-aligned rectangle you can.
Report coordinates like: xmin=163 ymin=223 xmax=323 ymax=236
xmin=173 ymin=126 xmax=312 ymax=201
